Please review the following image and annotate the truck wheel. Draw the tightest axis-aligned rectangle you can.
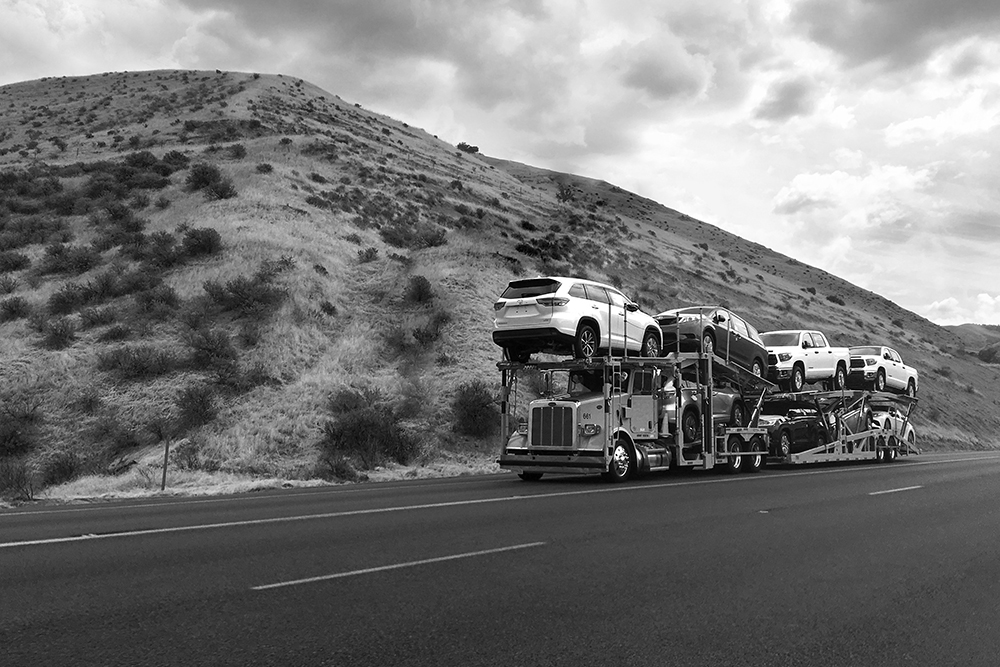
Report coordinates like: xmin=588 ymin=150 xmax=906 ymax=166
xmin=751 ymin=358 xmax=764 ymax=377
xmin=790 ymin=364 xmax=805 ymax=392
xmin=874 ymin=369 xmax=886 ymax=392
xmin=640 ymin=330 xmax=661 ymax=357
xmin=746 ymin=435 xmax=765 ymax=473
xmin=518 ymin=472 xmax=543 ymax=481
xmin=604 ymin=438 xmax=634 ymax=482
xmin=905 ymin=379 xmax=916 ymax=397
xmin=574 ymin=323 xmax=599 ymax=359
xmin=834 ymin=364 xmax=847 ymax=391
xmin=724 ymin=435 xmax=744 ymax=473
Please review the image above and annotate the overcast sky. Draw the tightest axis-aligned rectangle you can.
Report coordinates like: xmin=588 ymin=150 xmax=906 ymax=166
xmin=3 ymin=0 xmax=999 ymax=325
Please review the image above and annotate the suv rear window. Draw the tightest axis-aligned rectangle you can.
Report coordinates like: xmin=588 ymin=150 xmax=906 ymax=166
xmin=500 ymin=278 xmax=560 ymax=299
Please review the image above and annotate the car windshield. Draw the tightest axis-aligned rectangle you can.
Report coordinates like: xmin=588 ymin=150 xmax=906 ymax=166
xmin=761 ymin=332 xmax=800 ymax=346
xmin=850 ymin=346 xmax=882 ymax=356
xmin=500 ymin=278 xmax=560 ymax=299
xmin=761 ymin=400 xmax=812 ymax=416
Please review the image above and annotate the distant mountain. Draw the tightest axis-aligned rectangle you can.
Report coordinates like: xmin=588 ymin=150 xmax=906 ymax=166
xmin=0 ymin=69 xmax=997 ymax=496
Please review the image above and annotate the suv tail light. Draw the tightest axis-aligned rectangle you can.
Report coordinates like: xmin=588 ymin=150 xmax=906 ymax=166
xmin=493 ymin=301 xmax=505 ymax=311
xmin=536 ymin=297 xmax=569 ymax=307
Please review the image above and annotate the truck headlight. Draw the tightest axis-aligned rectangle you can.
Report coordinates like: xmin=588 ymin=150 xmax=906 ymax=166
xmin=777 ymin=353 xmax=792 ymax=362
xmin=516 ymin=421 xmax=528 ymax=435
xmin=865 ymin=358 xmax=877 ymax=366
xmin=579 ymin=423 xmax=602 ymax=437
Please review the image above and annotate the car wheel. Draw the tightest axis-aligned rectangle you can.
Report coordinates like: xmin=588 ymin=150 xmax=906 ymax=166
xmin=746 ymin=435 xmax=765 ymax=473
xmin=729 ymin=401 xmax=746 ymax=428
xmin=518 ymin=472 xmax=543 ymax=481
xmin=906 ymin=379 xmax=916 ymax=397
xmin=751 ymin=358 xmax=764 ymax=377
xmin=790 ymin=364 xmax=805 ymax=393
xmin=834 ymin=364 xmax=847 ymax=391
xmin=816 ymin=430 xmax=828 ymax=452
xmin=603 ymin=438 xmax=633 ymax=482
xmin=681 ymin=408 xmax=700 ymax=443
xmin=778 ymin=430 xmax=792 ymax=458
xmin=641 ymin=330 xmax=661 ymax=357
xmin=876 ymin=445 xmax=886 ymax=462
xmin=874 ymin=369 xmax=886 ymax=392
xmin=724 ymin=434 xmax=744 ymax=473
xmin=574 ymin=323 xmax=599 ymax=359
xmin=701 ymin=331 xmax=715 ymax=357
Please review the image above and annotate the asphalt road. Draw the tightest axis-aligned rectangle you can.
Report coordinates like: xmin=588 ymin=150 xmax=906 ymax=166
xmin=4 ymin=452 xmax=1000 ymax=666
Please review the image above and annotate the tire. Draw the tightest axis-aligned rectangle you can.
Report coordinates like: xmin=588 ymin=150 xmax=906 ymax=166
xmin=681 ymin=408 xmax=700 ymax=443
xmin=751 ymin=358 xmax=764 ymax=377
xmin=874 ymin=369 xmax=886 ymax=393
xmin=724 ymin=434 xmax=744 ymax=473
xmin=641 ymin=330 xmax=661 ymax=357
xmin=906 ymin=379 xmax=916 ymax=397
xmin=701 ymin=331 xmax=715 ymax=357
xmin=518 ymin=472 xmax=543 ymax=481
xmin=746 ymin=435 xmax=765 ymax=473
xmin=816 ymin=430 xmax=828 ymax=453
xmin=604 ymin=438 xmax=634 ymax=482
xmin=778 ymin=430 xmax=792 ymax=458
xmin=834 ymin=364 xmax=847 ymax=391
xmin=790 ymin=364 xmax=805 ymax=393
xmin=574 ymin=323 xmax=599 ymax=359
xmin=729 ymin=401 xmax=746 ymax=428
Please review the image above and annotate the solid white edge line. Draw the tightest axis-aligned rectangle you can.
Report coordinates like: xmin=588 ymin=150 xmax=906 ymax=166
xmin=869 ymin=485 xmax=923 ymax=496
xmin=252 ymin=542 xmax=546 ymax=591
xmin=3 ymin=454 xmax=999 ymax=549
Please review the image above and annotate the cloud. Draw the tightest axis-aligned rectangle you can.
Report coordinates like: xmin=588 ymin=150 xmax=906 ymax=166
xmin=753 ymin=76 xmax=819 ymax=120
xmin=619 ymin=36 xmax=713 ymax=101
xmin=925 ymin=294 xmax=1000 ymax=326
xmin=884 ymin=90 xmax=1000 ymax=146
xmin=790 ymin=0 xmax=1000 ymax=70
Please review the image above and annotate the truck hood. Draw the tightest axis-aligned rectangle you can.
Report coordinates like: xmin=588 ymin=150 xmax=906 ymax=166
xmin=756 ymin=415 xmax=786 ymax=428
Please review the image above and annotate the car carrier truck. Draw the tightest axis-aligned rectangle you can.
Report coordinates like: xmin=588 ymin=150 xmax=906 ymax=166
xmin=497 ymin=352 xmax=918 ymax=481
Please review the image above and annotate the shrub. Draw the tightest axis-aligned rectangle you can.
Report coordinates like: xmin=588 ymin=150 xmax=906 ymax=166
xmin=0 ymin=296 xmax=31 ymax=321
xmin=0 ymin=275 xmax=17 ymax=294
xmin=826 ymin=294 xmax=846 ymax=306
xmin=203 ymin=273 xmax=285 ymax=317
xmin=182 ymin=327 xmax=239 ymax=370
xmin=328 ymin=386 xmax=385 ymax=414
xmin=182 ymin=227 xmax=223 ymax=256
xmin=39 ymin=450 xmax=81 ymax=486
xmin=319 ymin=406 xmax=418 ymax=469
xmin=0 ymin=251 xmax=30 ymax=273
xmin=173 ymin=438 xmax=201 ymax=470
xmin=186 ymin=163 xmax=222 ymax=190
xmin=256 ymin=163 xmax=274 ymax=174
xmin=379 ymin=218 xmax=447 ymax=249
xmin=134 ymin=284 xmax=180 ymax=318
xmin=97 ymin=324 xmax=132 ymax=342
xmin=41 ymin=316 xmax=77 ymax=349
xmin=0 ymin=458 xmax=33 ymax=501
xmin=36 ymin=243 xmax=101 ymax=275
xmin=451 ymin=380 xmax=498 ymax=437
xmin=175 ymin=384 xmax=217 ymax=429
xmin=358 ymin=247 xmax=378 ymax=263
xmin=97 ymin=344 xmax=176 ymax=380
xmin=405 ymin=275 xmax=434 ymax=304
xmin=154 ymin=195 xmax=171 ymax=209
xmin=205 ymin=178 xmax=237 ymax=200
xmin=227 ymin=143 xmax=247 ymax=159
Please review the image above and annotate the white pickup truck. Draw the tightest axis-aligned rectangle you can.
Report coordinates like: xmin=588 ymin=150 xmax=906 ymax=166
xmin=847 ymin=345 xmax=919 ymax=396
xmin=760 ymin=330 xmax=850 ymax=392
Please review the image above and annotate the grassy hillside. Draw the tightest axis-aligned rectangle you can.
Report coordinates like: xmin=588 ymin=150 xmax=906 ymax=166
xmin=1 ymin=69 xmax=997 ymax=499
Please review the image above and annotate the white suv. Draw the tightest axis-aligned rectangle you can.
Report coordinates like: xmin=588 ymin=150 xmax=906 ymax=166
xmin=492 ymin=277 xmax=662 ymax=361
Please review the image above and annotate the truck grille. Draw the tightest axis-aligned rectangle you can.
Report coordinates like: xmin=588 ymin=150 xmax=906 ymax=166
xmin=530 ymin=405 xmax=574 ymax=447
xmin=850 ymin=359 xmax=865 ymax=368
xmin=767 ymin=353 xmax=778 ymax=365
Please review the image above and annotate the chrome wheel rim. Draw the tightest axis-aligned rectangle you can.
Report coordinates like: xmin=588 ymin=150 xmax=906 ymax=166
xmin=611 ymin=443 xmax=630 ymax=477
xmin=580 ymin=329 xmax=597 ymax=357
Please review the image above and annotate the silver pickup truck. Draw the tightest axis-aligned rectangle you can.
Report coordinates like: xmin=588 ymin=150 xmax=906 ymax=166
xmin=760 ymin=330 xmax=850 ymax=392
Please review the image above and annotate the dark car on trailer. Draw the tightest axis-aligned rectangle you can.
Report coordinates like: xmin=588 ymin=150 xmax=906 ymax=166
xmin=655 ymin=306 xmax=768 ymax=376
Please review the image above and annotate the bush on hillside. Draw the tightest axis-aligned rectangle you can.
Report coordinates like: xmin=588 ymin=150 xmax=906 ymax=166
xmin=0 ymin=251 xmax=30 ymax=273
xmin=40 ymin=316 xmax=77 ymax=349
xmin=97 ymin=344 xmax=176 ymax=380
xmin=978 ymin=345 xmax=1000 ymax=364
xmin=0 ymin=458 xmax=33 ymax=501
xmin=319 ymin=406 xmax=419 ymax=470
xmin=182 ymin=227 xmax=223 ymax=256
xmin=175 ymin=383 xmax=218 ymax=429
xmin=826 ymin=294 xmax=846 ymax=306
xmin=451 ymin=380 xmax=498 ymax=437
xmin=0 ymin=275 xmax=17 ymax=294
xmin=405 ymin=275 xmax=434 ymax=304
xmin=186 ymin=163 xmax=222 ymax=190
xmin=0 ymin=296 xmax=31 ymax=321
xmin=39 ymin=449 xmax=81 ymax=487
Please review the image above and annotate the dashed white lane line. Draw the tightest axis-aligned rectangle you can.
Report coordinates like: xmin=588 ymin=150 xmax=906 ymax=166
xmin=869 ymin=485 xmax=923 ymax=496
xmin=252 ymin=542 xmax=546 ymax=591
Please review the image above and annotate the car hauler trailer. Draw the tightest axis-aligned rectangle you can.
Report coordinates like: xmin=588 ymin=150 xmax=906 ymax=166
xmin=759 ymin=390 xmax=918 ymax=465
xmin=498 ymin=354 xmax=918 ymax=482
xmin=497 ymin=352 xmax=774 ymax=481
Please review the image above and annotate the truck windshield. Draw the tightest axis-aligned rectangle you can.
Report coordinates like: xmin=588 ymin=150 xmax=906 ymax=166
xmin=850 ymin=346 xmax=881 ymax=356
xmin=760 ymin=332 xmax=800 ymax=346
xmin=567 ymin=370 xmax=603 ymax=395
